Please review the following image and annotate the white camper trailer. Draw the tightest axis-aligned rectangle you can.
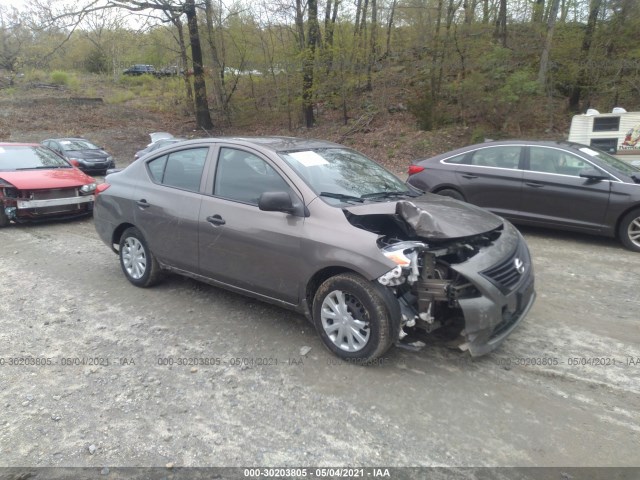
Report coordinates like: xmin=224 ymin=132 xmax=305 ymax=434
xmin=568 ymin=108 xmax=640 ymax=165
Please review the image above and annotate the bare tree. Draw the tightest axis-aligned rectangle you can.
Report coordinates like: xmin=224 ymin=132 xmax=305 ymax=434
xmin=302 ymin=0 xmax=319 ymax=127
xmin=0 ymin=6 xmax=26 ymax=75
xmin=88 ymin=0 xmax=214 ymax=128
xmin=568 ymin=0 xmax=602 ymax=112
xmin=537 ymin=0 xmax=560 ymax=86
xmin=365 ymin=0 xmax=377 ymax=91
xmin=494 ymin=0 xmax=507 ymax=47
xmin=385 ymin=0 xmax=397 ymax=56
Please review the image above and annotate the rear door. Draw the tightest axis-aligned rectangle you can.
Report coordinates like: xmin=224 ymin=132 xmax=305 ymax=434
xmin=198 ymin=145 xmax=304 ymax=304
xmin=133 ymin=146 xmax=210 ymax=272
xmin=519 ymin=146 xmax=611 ymax=231
xmin=455 ymin=145 xmax=524 ymax=218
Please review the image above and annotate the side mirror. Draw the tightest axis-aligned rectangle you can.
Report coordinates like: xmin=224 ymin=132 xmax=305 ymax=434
xmin=579 ymin=168 xmax=610 ymax=181
xmin=259 ymin=191 xmax=295 ymax=214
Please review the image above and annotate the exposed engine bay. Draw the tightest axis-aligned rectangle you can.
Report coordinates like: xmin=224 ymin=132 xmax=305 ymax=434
xmin=345 ymin=200 xmax=504 ymax=345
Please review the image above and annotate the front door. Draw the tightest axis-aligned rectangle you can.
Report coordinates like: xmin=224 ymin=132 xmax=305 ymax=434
xmin=198 ymin=146 xmax=305 ymax=304
xmin=519 ymin=146 xmax=611 ymax=231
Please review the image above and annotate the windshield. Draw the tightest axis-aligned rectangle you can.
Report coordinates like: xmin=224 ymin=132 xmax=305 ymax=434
xmin=0 ymin=145 xmax=72 ymax=170
xmin=579 ymin=146 xmax=640 ymax=176
xmin=279 ymin=148 xmax=410 ymax=203
xmin=59 ymin=139 xmax=100 ymax=151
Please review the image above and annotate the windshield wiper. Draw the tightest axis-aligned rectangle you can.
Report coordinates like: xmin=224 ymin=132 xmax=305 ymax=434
xmin=16 ymin=165 xmax=67 ymax=170
xmin=319 ymin=192 xmax=364 ymax=203
xmin=360 ymin=190 xmax=411 ymax=200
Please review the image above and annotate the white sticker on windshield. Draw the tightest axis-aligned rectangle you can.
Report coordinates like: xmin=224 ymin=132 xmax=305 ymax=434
xmin=289 ymin=151 xmax=329 ymax=167
xmin=60 ymin=140 xmax=72 ymax=145
xmin=579 ymin=147 xmax=601 ymax=157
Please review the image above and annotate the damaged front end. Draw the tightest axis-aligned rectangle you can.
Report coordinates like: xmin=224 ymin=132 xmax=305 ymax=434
xmin=0 ymin=181 xmax=95 ymax=224
xmin=347 ymin=197 xmax=536 ymax=356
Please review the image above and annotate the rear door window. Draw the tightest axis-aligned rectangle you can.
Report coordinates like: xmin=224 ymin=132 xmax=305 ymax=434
xmin=146 ymin=147 xmax=208 ymax=192
xmin=469 ymin=146 xmax=522 ymax=168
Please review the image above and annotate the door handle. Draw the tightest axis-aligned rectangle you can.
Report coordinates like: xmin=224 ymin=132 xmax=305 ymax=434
xmin=461 ymin=173 xmax=478 ymax=179
xmin=525 ymin=182 xmax=544 ymax=188
xmin=206 ymin=214 xmax=226 ymax=226
xmin=136 ymin=199 xmax=150 ymax=208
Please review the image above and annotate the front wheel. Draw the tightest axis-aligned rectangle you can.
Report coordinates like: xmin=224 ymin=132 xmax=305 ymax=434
xmin=313 ymin=273 xmax=395 ymax=362
xmin=618 ymin=208 xmax=640 ymax=252
xmin=119 ymin=227 xmax=162 ymax=287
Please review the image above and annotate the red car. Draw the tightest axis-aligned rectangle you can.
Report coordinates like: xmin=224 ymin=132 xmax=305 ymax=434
xmin=0 ymin=143 xmax=97 ymax=227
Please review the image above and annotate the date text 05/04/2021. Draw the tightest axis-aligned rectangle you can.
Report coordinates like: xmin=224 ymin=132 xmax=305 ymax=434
xmin=243 ymin=468 xmax=391 ymax=478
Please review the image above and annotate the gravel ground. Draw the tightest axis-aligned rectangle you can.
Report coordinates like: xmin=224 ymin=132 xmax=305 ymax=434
xmin=0 ymin=216 xmax=639 ymax=469
xmin=1 ymin=88 xmax=639 ymax=472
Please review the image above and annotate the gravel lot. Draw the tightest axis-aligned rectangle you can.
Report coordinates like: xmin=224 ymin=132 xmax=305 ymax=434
xmin=0 ymin=213 xmax=639 ymax=469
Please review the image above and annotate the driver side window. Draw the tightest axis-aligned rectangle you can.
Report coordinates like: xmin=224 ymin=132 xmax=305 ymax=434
xmin=214 ymin=148 xmax=294 ymax=205
xmin=529 ymin=147 xmax=591 ymax=176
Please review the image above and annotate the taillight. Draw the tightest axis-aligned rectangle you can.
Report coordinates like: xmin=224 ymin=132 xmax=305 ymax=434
xmin=96 ymin=183 xmax=111 ymax=195
xmin=408 ymin=165 xmax=425 ymax=176
xmin=69 ymin=159 xmax=80 ymax=167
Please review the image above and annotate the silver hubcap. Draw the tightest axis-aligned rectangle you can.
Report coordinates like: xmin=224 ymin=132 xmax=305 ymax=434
xmin=321 ymin=290 xmax=370 ymax=352
xmin=629 ymin=216 xmax=640 ymax=248
xmin=122 ymin=237 xmax=147 ymax=280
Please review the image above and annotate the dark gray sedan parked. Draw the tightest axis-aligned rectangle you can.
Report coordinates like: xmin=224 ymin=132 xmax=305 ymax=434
xmin=42 ymin=138 xmax=115 ymax=175
xmin=94 ymin=137 xmax=535 ymax=362
xmin=407 ymin=141 xmax=640 ymax=252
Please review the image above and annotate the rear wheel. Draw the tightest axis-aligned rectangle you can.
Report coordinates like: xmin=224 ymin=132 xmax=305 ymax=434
xmin=436 ymin=188 xmax=465 ymax=202
xmin=313 ymin=273 xmax=395 ymax=363
xmin=618 ymin=208 xmax=640 ymax=252
xmin=119 ymin=227 xmax=162 ymax=287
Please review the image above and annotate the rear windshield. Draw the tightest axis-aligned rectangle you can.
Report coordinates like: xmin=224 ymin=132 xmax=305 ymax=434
xmin=0 ymin=145 xmax=72 ymax=170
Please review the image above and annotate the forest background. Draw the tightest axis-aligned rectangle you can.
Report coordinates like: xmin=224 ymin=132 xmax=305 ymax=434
xmin=1 ymin=0 xmax=639 ymax=162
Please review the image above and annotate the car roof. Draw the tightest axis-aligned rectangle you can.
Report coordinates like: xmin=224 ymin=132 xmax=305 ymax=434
xmin=422 ymin=139 xmax=587 ymax=161
xmin=179 ymin=136 xmax=344 ymax=152
xmin=44 ymin=137 xmax=90 ymax=142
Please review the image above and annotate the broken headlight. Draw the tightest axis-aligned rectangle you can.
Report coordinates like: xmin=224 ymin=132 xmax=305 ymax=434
xmin=378 ymin=241 xmax=426 ymax=286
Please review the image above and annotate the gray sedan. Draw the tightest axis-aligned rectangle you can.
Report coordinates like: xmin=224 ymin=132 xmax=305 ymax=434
xmin=407 ymin=140 xmax=640 ymax=252
xmin=94 ymin=137 xmax=535 ymax=362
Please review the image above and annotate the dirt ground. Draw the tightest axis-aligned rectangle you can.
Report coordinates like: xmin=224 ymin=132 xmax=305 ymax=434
xmin=0 ymin=88 xmax=639 ymax=470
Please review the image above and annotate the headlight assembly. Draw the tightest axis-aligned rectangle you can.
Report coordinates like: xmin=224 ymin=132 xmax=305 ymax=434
xmin=80 ymin=183 xmax=97 ymax=194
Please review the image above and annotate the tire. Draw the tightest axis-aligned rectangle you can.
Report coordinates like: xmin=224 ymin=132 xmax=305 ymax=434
xmin=312 ymin=273 xmax=396 ymax=363
xmin=618 ymin=208 xmax=640 ymax=252
xmin=436 ymin=188 xmax=465 ymax=202
xmin=119 ymin=227 xmax=162 ymax=287
xmin=0 ymin=204 xmax=9 ymax=228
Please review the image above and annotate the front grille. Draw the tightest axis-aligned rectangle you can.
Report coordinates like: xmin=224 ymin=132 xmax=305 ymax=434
xmin=481 ymin=244 xmax=526 ymax=293
xmin=31 ymin=188 xmax=79 ymax=200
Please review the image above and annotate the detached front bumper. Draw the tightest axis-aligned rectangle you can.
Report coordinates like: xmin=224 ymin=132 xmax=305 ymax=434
xmin=17 ymin=195 xmax=94 ymax=209
xmin=4 ymin=195 xmax=94 ymax=222
xmin=452 ymin=222 xmax=536 ymax=356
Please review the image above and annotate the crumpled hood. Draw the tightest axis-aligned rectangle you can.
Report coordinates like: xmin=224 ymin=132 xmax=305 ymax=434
xmin=344 ymin=193 xmax=503 ymax=240
xmin=0 ymin=168 xmax=94 ymax=190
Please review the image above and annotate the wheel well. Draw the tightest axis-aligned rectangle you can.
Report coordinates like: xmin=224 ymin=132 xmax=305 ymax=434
xmin=615 ymin=205 xmax=640 ymax=238
xmin=433 ymin=186 xmax=464 ymax=196
xmin=112 ymin=223 xmax=135 ymax=249
xmin=306 ymin=266 xmax=356 ymax=308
